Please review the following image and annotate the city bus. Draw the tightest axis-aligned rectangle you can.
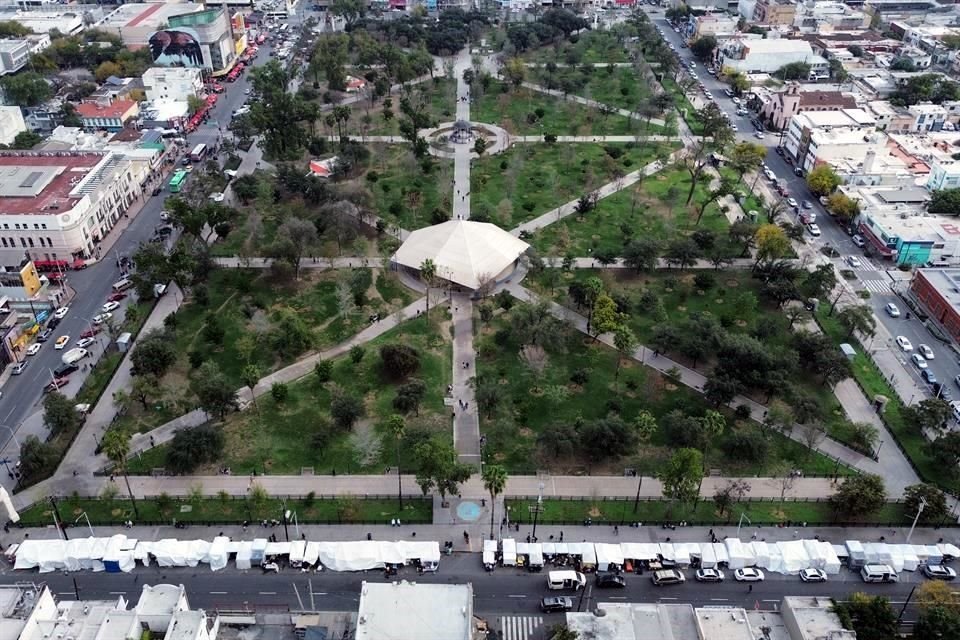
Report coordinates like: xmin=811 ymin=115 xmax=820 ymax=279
xmin=169 ymin=170 xmax=188 ymax=193
xmin=190 ymin=143 xmax=208 ymax=163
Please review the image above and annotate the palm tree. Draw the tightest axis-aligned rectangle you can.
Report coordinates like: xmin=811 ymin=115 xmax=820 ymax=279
xmin=101 ymin=429 xmax=139 ymax=519
xmin=419 ymin=258 xmax=436 ymax=316
xmin=482 ymin=464 xmax=508 ymax=540
xmin=388 ymin=414 xmax=405 ymax=509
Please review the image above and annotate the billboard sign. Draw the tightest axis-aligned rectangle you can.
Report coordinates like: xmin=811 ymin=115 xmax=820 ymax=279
xmin=19 ymin=262 xmax=41 ymax=297
xmin=149 ymin=28 xmax=204 ymax=67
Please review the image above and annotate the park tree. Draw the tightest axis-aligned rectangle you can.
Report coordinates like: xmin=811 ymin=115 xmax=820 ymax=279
xmin=413 ymin=439 xmax=471 ymax=501
xmin=380 ymin=343 xmax=421 ymax=379
xmin=930 ymin=430 xmax=960 ymax=470
xmin=704 ymin=373 xmax=743 ymax=408
xmin=682 ymin=104 xmax=733 ymax=205
xmin=329 ymin=0 xmax=366 ymax=25
xmin=101 ymin=429 xmax=139 ymax=517
xmin=420 ymin=258 xmax=437 ymax=313
xmin=915 ymin=606 xmax=960 ymax=640
xmin=613 ymin=325 xmax=637 ymax=380
xmin=502 ymin=58 xmax=527 ymax=88
xmin=241 ymin=365 xmax=261 ymax=413
xmin=713 ymin=479 xmax=751 ymax=518
xmin=482 ymin=464 xmax=508 ymax=539
xmin=388 ymin=414 xmax=405 ymax=508
xmin=774 ymin=62 xmax=811 ymax=80
xmin=18 ymin=436 xmax=57 ymax=482
xmin=916 ymin=580 xmax=960 ymax=613
xmin=753 ymin=224 xmax=790 ymax=268
xmin=832 ymin=593 xmax=898 ymax=640
xmin=830 ymin=473 xmax=886 ymax=518
xmin=903 ymin=398 xmax=952 ymax=435
xmin=836 ymin=305 xmax=876 ymax=339
xmin=273 ymin=217 xmax=318 ymax=279
xmin=331 ymin=393 xmax=365 ymax=428
xmin=827 ymin=192 xmax=861 ymax=221
xmin=664 ymin=237 xmax=700 ymax=270
xmin=192 ymin=361 xmax=238 ymax=419
xmin=659 ymin=447 xmax=703 ymax=506
xmin=249 ymin=60 xmax=311 ymax=159
xmin=166 ymin=424 xmax=224 ymax=474
xmin=729 ymin=142 xmax=766 ymax=185
xmin=806 ymin=164 xmax=842 ymax=196
xmin=0 ymin=72 xmax=51 ymax=106
xmin=43 ymin=392 xmax=80 ymax=436
xmin=131 ymin=329 xmax=177 ymax=378
xmin=623 ymin=238 xmax=661 ymax=272
xmin=903 ymin=483 xmax=949 ymax=524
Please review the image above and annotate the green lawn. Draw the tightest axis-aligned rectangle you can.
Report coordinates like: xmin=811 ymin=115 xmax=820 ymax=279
xmin=476 ymin=302 xmax=849 ymax=477
xmin=659 ymin=74 xmax=704 ymax=136
xmin=506 ymin=498 xmax=907 ymax=526
xmin=816 ymin=307 xmax=956 ymax=492
xmin=113 ymin=267 xmax=413 ymax=436
xmin=582 ymin=66 xmax=651 ymax=113
xmin=471 ymin=82 xmax=638 ymax=136
xmin=363 ymin=77 xmax=457 ymax=137
xmin=369 ymin=144 xmax=453 ymax=232
xmin=531 ymin=166 xmax=732 ymax=257
xmin=472 ymin=142 xmax=676 ymax=231
xmin=523 ymin=31 xmax=631 ymax=64
xmin=20 ymin=495 xmax=432 ymax=526
xmin=128 ymin=312 xmax=452 ymax=476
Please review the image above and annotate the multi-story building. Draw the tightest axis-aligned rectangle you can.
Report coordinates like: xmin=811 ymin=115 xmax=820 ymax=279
xmin=0 ymin=150 xmax=143 ymax=269
xmin=96 ymin=2 xmax=246 ymax=77
xmin=760 ymin=82 xmax=857 ymax=131
xmin=910 ymin=269 xmax=960 ymax=344
xmin=718 ymin=37 xmax=830 ymax=78
xmin=2 ymin=10 xmax=83 ymax=34
xmin=142 ymin=67 xmax=204 ymax=104
xmin=0 ymin=39 xmax=30 ymax=75
xmin=0 ymin=105 xmax=26 ymax=145
xmin=752 ymin=0 xmax=795 ymax=25
xmin=907 ymin=102 xmax=947 ymax=132
xmin=784 ymin=108 xmax=877 ymax=166
xmin=793 ymin=1 xmax=871 ymax=32
xmin=75 ymin=99 xmax=139 ymax=132
xmin=692 ymin=13 xmax=740 ymax=39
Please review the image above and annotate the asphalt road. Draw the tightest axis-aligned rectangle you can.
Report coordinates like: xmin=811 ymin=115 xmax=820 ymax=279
xmin=0 ymin=43 xmax=268 ymax=455
xmin=646 ymin=10 xmax=960 ymax=405
xmin=0 ymin=559 xmax=927 ymax=620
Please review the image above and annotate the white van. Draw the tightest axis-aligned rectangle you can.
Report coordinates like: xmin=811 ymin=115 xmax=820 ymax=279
xmin=61 ymin=348 xmax=89 ymax=366
xmin=860 ymin=564 xmax=898 ymax=583
xmin=112 ymin=278 xmax=133 ymax=292
xmin=547 ymin=570 xmax=586 ymax=590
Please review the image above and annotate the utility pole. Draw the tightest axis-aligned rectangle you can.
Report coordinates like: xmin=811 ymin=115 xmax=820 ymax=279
xmin=906 ymin=497 xmax=926 ymax=543
xmin=282 ymin=507 xmax=290 ymax=542
xmin=898 ymin=585 xmax=917 ymax=623
xmin=633 ymin=475 xmax=643 ymax=513
xmin=49 ymin=497 xmax=68 ymax=540
xmin=530 ymin=482 xmax=544 ymax=542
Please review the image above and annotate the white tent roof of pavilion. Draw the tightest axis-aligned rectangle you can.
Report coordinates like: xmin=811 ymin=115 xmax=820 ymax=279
xmin=393 ymin=219 xmax=529 ymax=290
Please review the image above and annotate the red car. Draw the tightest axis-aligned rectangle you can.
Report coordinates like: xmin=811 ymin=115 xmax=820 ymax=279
xmin=44 ymin=377 xmax=69 ymax=393
xmin=80 ymin=326 xmax=101 ymax=339
xmin=107 ymin=292 xmax=127 ymax=302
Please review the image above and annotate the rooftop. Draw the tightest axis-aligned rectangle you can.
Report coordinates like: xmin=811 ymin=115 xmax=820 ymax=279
xmin=97 ymin=2 xmax=204 ymax=29
xmin=136 ymin=584 xmax=185 ymax=617
xmin=356 ymin=582 xmax=473 ymax=640
xmin=798 ymin=91 xmax=857 ymax=108
xmin=783 ymin=596 xmax=856 ymax=640
xmin=741 ymin=38 xmax=814 ymax=54
xmin=0 ymin=152 xmax=109 ymax=215
xmin=695 ymin=607 xmax=758 ymax=640
xmin=166 ymin=610 xmax=209 ymax=640
xmin=917 ymin=269 xmax=960 ymax=308
xmin=795 ymin=108 xmax=876 ymax=128
xmin=75 ymin=100 xmax=136 ymax=120
xmin=566 ymin=603 xmax=699 ymax=640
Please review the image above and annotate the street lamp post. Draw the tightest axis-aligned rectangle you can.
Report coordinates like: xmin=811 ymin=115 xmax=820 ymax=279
xmin=75 ymin=512 xmax=94 ymax=536
xmin=531 ymin=482 xmax=544 ymax=542
xmin=737 ymin=512 xmax=751 ymax=537
xmin=906 ymin=496 xmax=927 ymax=543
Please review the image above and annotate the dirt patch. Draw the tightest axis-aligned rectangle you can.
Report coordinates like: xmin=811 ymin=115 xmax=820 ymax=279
xmin=588 ymin=506 xmax=603 ymax=518
xmin=349 ymin=416 xmax=380 ymax=467
xmin=726 ymin=279 xmax=740 ymax=288
xmin=518 ymin=427 xmax=534 ymax=438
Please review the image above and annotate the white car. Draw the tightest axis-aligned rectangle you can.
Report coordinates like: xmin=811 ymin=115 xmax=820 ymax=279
xmin=224 ymin=169 xmax=238 ymax=178
xmin=695 ymin=568 xmax=725 ymax=582
xmin=763 ymin=169 xmax=775 ymax=181
xmin=787 ymin=197 xmax=798 ymax=208
xmin=799 ymin=568 xmax=828 ymax=583
xmin=734 ymin=568 xmax=765 ymax=582
xmin=54 ymin=335 xmax=70 ymax=350
xmin=25 ymin=343 xmax=41 ymax=356
xmin=102 ymin=301 xmax=121 ymax=313
xmin=731 ymin=97 xmax=741 ymax=105
xmin=76 ymin=337 xmax=96 ymax=349
xmin=846 ymin=256 xmax=862 ymax=269
xmin=896 ymin=336 xmax=913 ymax=351
xmin=92 ymin=313 xmax=112 ymax=325
xmin=210 ymin=192 xmax=225 ymax=203
xmin=53 ymin=306 xmax=69 ymax=319
xmin=919 ymin=344 xmax=935 ymax=360
xmin=911 ymin=353 xmax=929 ymax=370
xmin=754 ymin=131 xmax=765 ymax=140
xmin=885 ymin=303 xmax=901 ymax=317
xmin=807 ymin=224 xmax=821 ymax=237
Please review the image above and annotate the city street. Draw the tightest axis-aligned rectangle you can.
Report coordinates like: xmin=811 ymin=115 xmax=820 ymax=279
xmin=646 ymin=9 xmax=959 ymax=405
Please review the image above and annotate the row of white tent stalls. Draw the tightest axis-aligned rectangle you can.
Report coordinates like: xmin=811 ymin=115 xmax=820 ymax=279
xmin=9 ymin=535 xmax=442 ymax=574
xmin=482 ymin=538 xmax=960 ymax=576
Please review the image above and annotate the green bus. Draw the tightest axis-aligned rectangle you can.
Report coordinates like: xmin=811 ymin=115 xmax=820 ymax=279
xmin=169 ymin=170 xmax=188 ymax=193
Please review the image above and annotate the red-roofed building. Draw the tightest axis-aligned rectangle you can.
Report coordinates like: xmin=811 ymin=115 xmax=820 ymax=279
xmin=75 ymin=100 xmax=139 ymax=132
xmin=760 ymin=83 xmax=857 ymax=131
xmin=0 ymin=151 xmax=142 ymax=268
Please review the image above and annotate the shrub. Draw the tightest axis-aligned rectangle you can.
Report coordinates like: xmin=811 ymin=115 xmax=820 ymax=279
xmin=271 ymin=382 xmax=289 ymax=403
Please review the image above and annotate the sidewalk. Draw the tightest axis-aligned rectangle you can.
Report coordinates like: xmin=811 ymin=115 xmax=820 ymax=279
xmin=522 ymin=82 xmax=667 ymax=128
xmin=212 ymin=257 xmax=385 ymax=269
xmin=451 ymin=294 xmax=479 ymax=464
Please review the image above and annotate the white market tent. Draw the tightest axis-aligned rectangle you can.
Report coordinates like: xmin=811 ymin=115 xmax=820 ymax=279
xmin=502 ymin=538 xmax=517 ymax=566
xmin=594 ymin=543 xmax=624 ymax=570
xmin=392 ymin=220 xmax=529 ymax=290
xmin=483 ymin=540 xmax=497 ymax=566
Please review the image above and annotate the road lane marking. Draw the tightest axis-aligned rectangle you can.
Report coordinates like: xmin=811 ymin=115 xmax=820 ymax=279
xmin=762 ymin=600 xmax=779 ymax=603
xmin=57 ymin=592 xmax=73 ymax=596
xmin=710 ymin=599 xmax=728 ymax=602
xmin=608 ymin=596 xmax=627 ymax=600
xmin=312 ymin=592 xmax=327 ymax=596
xmin=109 ymin=592 xmax=126 ymax=595
xmin=508 ymin=595 xmax=526 ymax=598
xmin=660 ymin=597 xmax=678 ymax=600
xmin=259 ymin=591 xmax=277 ymax=595
xmin=210 ymin=591 xmax=228 ymax=595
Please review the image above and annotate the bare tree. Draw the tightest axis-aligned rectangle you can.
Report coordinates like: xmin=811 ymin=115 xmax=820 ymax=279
xmin=519 ymin=344 xmax=549 ymax=393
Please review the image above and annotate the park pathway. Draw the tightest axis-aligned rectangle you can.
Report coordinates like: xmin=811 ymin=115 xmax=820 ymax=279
xmin=451 ymin=294 xmax=480 ymax=465
xmin=522 ymin=81 xmax=667 ymax=128
xmin=503 ymin=283 xmax=921 ymax=494
xmin=453 ymin=49 xmax=472 ymax=221
xmin=213 ymin=257 xmax=385 ymax=269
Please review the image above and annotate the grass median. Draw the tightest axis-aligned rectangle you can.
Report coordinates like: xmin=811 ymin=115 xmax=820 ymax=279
xmin=18 ymin=494 xmax=432 ymax=527
xmin=505 ymin=498 xmax=908 ymax=527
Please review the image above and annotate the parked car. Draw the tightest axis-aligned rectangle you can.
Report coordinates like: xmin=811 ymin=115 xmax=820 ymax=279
xmin=799 ymin=568 xmax=828 ymax=583
xmin=25 ymin=343 xmax=41 ymax=356
xmin=846 ymin=256 xmax=862 ymax=269
xmin=807 ymin=224 xmax=821 ymax=237
xmin=911 ymin=353 xmax=929 ymax=370
xmin=734 ymin=568 xmax=765 ymax=582
xmin=852 ymin=235 xmax=866 ymax=248
xmin=11 ymin=361 xmax=27 ymax=375
xmin=54 ymin=336 xmax=70 ymax=350
xmin=885 ymin=303 xmax=901 ymax=317
xmin=92 ymin=313 xmax=112 ymax=325
xmin=596 ymin=573 xmax=627 ymax=588
xmin=919 ymin=344 xmax=935 ymax=360
xmin=102 ymin=301 xmax=121 ymax=313
xmin=80 ymin=327 xmax=101 ymax=339
xmin=44 ymin=377 xmax=69 ymax=393
xmin=652 ymin=569 xmax=686 ymax=586
xmin=695 ymin=568 xmax=724 ymax=582
xmin=37 ymin=329 xmax=52 ymax=342
xmin=921 ymin=370 xmax=938 ymax=385
xmin=53 ymin=306 xmax=69 ymax=319
xmin=896 ymin=336 xmax=913 ymax=351
xmin=540 ymin=597 xmax=574 ymax=613
xmin=76 ymin=337 xmax=96 ymax=349
xmin=107 ymin=292 xmax=128 ymax=302
xmin=923 ymin=565 xmax=957 ymax=580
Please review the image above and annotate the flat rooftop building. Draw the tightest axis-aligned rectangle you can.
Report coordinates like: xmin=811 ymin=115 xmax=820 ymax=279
xmin=356 ymin=582 xmax=474 ymax=640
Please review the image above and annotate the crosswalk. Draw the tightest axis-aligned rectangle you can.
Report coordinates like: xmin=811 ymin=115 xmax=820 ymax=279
xmin=499 ymin=616 xmax=545 ymax=640
xmin=861 ymin=279 xmax=891 ymax=294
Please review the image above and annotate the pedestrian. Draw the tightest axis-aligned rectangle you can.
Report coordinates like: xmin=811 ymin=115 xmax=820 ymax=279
xmin=614 ymin=525 xmax=619 ymax=535
xmin=560 ymin=531 xmax=564 ymax=542
xmin=748 ymin=584 xmax=753 ymax=593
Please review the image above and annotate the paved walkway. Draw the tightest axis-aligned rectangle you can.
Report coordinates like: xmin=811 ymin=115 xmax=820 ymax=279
xmin=511 ymin=148 xmax=685 ymax=236
xmin=213 ymin=257 xmax=385 ymax=269
xmin=504 ymin=283 xmax=916 ymax=489
xmin=522 ymin=82 xmax=667 ymax=127
xmin=453 ymin=49 xmax=472 ymax=221
xmin=512 ymin=135 xmax=681 ymax=143
xmin=451 ymin=294 xmax=480 ymax=465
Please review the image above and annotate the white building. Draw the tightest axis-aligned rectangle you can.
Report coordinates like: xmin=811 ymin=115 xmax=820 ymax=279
xmin=718 ymin=37 xmax=830 ymax=79
xmin=692 ymin=13 xmax=740 ymax=39
xmin=907 ymin=102 xmax=948 ymax=132
xmin=0 ymin=150 xmax=145 ymax=269
xmin=793 ymin=1 xmax=870 ymax=32
xmin=142 ymin=67 xmax=204 ymax=104
xmin=3 ymin=10 xmax=83 ymax=35
xmin=0 ymin=105 xmax=26 ymax=145
xmin=784 ymin=108 xmax=877 ymax=166
xmin=356 ymin=582 xmax=474 ymax=640
xmin=781 ymin=596 xmax=856 ymax=640
xmin=927 ymin=158 xmax=960 ymax=190
xmin=0 ymin=40 xmax=30 ymax=75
